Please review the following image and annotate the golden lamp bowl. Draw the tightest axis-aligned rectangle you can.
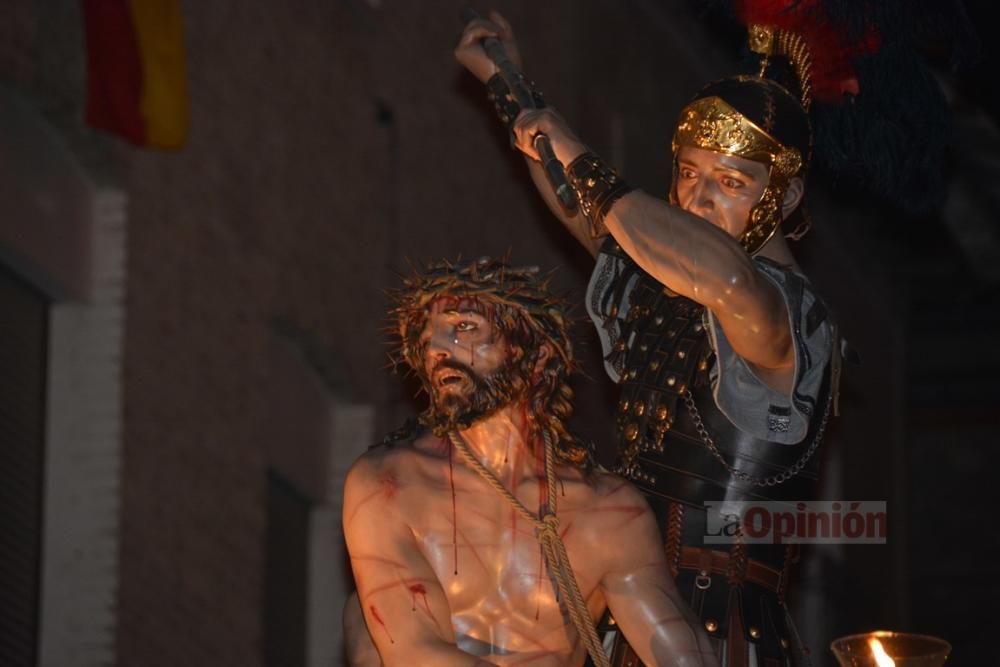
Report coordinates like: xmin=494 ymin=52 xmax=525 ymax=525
xmin=831 ymin=631 xmax=951 ymax=667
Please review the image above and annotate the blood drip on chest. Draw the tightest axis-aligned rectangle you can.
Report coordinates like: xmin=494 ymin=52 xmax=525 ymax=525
xmin=409 ymin=583 xmax=431 ymax=614
xmin=370 ymin=604 xmax=394 ymax=644
xmin=535 ymin=544 xmax=545 ymax=620
xmin=448 ymin=438 xmax=458 ymax=575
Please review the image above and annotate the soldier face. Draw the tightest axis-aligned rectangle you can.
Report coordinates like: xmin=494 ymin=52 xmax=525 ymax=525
xmin=674 ymin=146 xmax=770 ymax=238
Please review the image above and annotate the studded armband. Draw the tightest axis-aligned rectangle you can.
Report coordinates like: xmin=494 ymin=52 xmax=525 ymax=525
xmin=566 ymin=153 xmax=634 ymax=238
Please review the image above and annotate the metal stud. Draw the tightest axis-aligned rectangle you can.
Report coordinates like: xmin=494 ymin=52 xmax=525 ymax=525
xmin=666 ymin=376 xmax=676 ymax=387
xmin=633 ymin=402 xmax=645 ymax=417
xmin=677 ymin=350 xmax=686 ymax=359
xmin=654 ymin=316 xmax=664 ymax=326
xmin=624 ymin=423 xmax=639 ymax=441
xmin=704 ymin=619 xmax=718 ymax=633
xmin=749 ymin=627 xmax=761 ymax=640
xmin=655 ymin=405 xmax=670 ymax=422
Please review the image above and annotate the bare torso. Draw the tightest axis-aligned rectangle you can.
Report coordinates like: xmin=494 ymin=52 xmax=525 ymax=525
xmin=346 ymin=393 xmax=719 ymax=667
xmin=347 ymin=429 xmax=644 ymax=664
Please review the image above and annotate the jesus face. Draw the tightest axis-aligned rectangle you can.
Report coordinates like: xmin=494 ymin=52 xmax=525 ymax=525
xmin=417 ymin=298 xmax=521 ymax=431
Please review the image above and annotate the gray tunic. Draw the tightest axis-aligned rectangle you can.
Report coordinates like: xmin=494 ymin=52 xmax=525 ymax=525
xmin=586 ymin=251 xmax=833 ymax=445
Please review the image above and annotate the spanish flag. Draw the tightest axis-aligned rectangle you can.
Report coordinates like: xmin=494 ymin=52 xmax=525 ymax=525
xmin=83 ymin=0 xmax=189 ymax=150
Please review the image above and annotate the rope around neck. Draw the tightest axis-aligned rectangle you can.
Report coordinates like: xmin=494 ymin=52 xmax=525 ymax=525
xmin=447 ymin=430 xmax=610 ymax=667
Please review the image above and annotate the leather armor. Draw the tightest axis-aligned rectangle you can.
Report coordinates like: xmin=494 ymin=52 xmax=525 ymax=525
xmin=590 ymin=239 xmax=833 ymax=667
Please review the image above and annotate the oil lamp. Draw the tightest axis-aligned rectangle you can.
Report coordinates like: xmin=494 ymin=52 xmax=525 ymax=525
xmin=830 ymin=631 xmax=951 ymax=666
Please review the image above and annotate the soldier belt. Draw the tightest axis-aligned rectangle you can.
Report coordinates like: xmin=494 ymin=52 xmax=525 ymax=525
xmin=678 ymin=546 xmax=783 ymax=594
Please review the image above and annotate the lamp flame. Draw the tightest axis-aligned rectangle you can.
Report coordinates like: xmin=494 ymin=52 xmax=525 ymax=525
xmin=868 ymin=637 xmax=896 ymax=667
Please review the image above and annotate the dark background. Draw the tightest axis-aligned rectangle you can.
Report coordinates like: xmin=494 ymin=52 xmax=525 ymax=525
xmin=1 ymin=1 xmax=997 ymax=665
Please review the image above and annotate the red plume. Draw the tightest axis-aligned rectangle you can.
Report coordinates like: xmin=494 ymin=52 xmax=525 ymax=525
xmin=735 ymin=0 xmax=880 ymax=102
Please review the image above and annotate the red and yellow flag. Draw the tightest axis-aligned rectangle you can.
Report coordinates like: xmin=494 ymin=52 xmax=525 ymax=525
xmin=83 ymin=0 xmax=189 ymax=150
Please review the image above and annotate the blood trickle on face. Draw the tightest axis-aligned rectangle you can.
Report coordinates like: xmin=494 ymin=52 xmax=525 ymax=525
xmin=674 ymin=145 xmax=770 ymax=238
xmin=418 ymin=298 xmax=511 ymax=425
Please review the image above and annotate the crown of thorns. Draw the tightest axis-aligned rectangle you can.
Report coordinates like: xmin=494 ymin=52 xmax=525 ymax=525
xmin=392 ymin=257 xmax=574 ymax=372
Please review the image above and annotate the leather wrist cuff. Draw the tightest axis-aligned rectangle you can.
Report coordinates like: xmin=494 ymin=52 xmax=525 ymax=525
xmin=566 ymin=152 xmax=633 ymax=238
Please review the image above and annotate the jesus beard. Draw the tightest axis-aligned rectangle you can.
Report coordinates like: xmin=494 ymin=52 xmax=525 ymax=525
xmin=422 ymin=358 xmax=526 ymax=434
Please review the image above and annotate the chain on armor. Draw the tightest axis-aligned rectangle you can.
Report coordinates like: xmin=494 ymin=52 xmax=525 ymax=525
xmin=681 ymin=389 xmax=831 ymax=487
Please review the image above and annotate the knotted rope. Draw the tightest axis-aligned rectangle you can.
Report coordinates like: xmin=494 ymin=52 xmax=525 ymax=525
xmin=447 ymin=429 xmax=610 ymax=667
